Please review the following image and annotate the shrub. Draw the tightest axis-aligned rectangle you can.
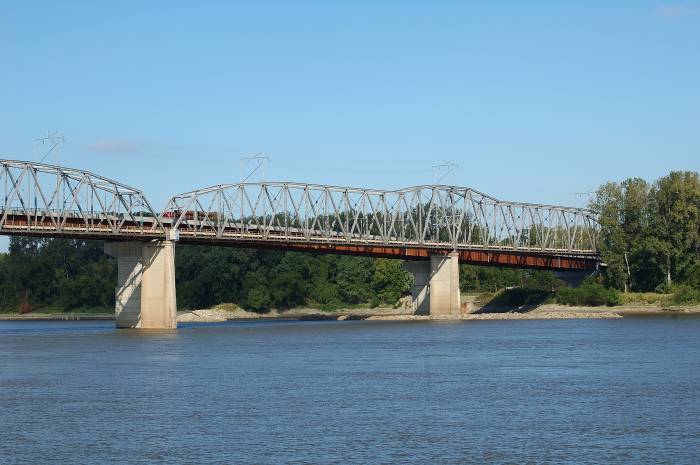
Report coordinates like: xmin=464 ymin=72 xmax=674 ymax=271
xmin=245 ymin=286 xmax=271 ymax=311
xmin=19 ymin=302 xmax=33 ymax=314
xmin=319 ymin=301 xmax=344 ymax=312
xmin=669 ymin=285 xmax=700 ymax=305
xmin=619 ymin=292 xmax=667 ymax=305
xmin=602 ymin=288 xmax=622 ymax=306
xmin=555 ymin=281 xmax=621 ymax=307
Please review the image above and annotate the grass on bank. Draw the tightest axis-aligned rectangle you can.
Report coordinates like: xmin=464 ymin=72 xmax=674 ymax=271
xmin=619 ymin=292 xmax=669 ymax=305
xmin=310 ymin=302 xmax=388 ymax=313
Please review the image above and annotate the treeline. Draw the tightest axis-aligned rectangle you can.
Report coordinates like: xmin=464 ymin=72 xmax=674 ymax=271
xmin=176 ymin=246 xmax=410 ymax=311
xmin=457 ymin=170 xmax=700 ymax=305
xmin=0 ymin=238 xmax=413 ymax=312
xmin=0 ymin=236 xmax=559 ymax=313
xmin=0 ymin=237 xmax=115 ymax=312
xmin=591 ymin=171 xmax=700 ymax=294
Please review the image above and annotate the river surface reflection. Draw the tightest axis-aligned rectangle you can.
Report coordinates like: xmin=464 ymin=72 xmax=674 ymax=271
xmin=1 ymin=316 xmax=699 ymax=464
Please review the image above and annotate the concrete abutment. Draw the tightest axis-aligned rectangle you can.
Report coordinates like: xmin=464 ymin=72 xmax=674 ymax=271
xmin=105 ymin=240 xmax=177 ymax=329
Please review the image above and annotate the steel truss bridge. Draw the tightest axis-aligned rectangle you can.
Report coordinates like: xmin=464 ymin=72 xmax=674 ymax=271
xmin=0 ymin=159 xmax=600 ymax=271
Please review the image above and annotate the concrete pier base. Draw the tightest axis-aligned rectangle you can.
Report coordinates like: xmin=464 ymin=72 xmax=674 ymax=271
xmin=403 ymin=252 xmax=461 ymax=318
xmin=104 ymin=241 xmax=177 ymax=329
xmin=429 ymin=252 xmax=461 ymax=317
xmin=403 ymin=260 xmax=431 ymax=315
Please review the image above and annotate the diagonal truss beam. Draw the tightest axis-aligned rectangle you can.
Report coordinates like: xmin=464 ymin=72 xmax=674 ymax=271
xmin=161 ymin=181 xmax=600 ymax=257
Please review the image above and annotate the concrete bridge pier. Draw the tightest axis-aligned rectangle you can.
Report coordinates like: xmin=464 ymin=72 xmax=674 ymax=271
xmin=403 ymin=252 xmax=461 ymax=318
xmin=104 ymin=240 xmax=177 ymax=329
xmin=403 ymin=260 xmax=430 ymax=315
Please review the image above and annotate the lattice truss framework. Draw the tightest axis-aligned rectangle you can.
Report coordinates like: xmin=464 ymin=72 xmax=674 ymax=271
xmin=0 ymin=160 xmax=162 ymax=237
xmin=163 ymin=182 xmax=599 ymax=255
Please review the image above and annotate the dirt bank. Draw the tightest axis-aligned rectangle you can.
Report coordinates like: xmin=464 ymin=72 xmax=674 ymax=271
xmin=176 ymin=304 xmax=411 ymax=323
xmin=0 ymin=312 xmax=114 ymax=321
xmin=3 ymin=303 xmax=697 ymax=322
xmin=177 ymin=302 xmax=700 ymax=323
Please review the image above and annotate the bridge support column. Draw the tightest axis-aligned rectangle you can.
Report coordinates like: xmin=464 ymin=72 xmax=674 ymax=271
xmin=429 ymin=252 xmax=461 ymax=317
xmin=403 ymin=252 xmax=461 ymax=318
xmin=403 ymin=261 xmax=431 ymax=315
xmin=104 ymin=241 xmax=177 ymax=329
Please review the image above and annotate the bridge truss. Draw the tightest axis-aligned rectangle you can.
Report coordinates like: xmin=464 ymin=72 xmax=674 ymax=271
xmin=0 ymin=160 xmax=600 ymax=270
xmin=0 ymin=160 xmax=162 ymax=239
xmin=162 ymin=182 xmax=599 ymax=268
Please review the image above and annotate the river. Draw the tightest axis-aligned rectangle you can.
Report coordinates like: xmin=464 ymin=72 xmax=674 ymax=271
xmin=1 ymin=316 xmax=698 ymax=464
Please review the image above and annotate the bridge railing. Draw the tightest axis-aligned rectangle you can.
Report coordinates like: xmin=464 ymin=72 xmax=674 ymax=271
xmin=0 ymin=160 xmax=163 ymax=237
xmin=162 ymin=183 xmax=599 ymax=255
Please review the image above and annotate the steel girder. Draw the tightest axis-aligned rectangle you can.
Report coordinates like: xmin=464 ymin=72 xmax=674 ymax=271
xmin=0 ymin=160 xmax=162 ymax=238
xmin=162 ymin=182 xmax=599 ymax=257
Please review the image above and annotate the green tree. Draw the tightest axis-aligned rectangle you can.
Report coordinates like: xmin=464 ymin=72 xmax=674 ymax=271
xmin=647 ymin=171 xmax=700 ymax=287
xmin=372 ymin=259 xmax=411 ymax=305
xmin=270 ymin=271 xmax=307 ymax=309
xmin=241 ymin=270 xmax=271 ymax=311
xmin=246 ymin=286 xmax=271 ymax=311
xmin=590 ymin=178 xmax=650 ymax=291
xmin=336 ymin=256 xmax=373 ymax=304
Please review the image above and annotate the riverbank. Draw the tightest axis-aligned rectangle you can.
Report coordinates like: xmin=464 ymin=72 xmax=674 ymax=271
xmin=3 ymin=303 xmax=699 ymax=322
xmin=0 ymin=312 xmax=114 ymax=321
xmin=177 ymin=302 xmax=700 ymax=323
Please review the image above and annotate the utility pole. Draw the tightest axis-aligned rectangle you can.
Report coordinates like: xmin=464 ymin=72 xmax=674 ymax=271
xmin=575 ymin=190 xmax=596 ymax=209
xmin=240 ymin=153 xmax=270 ymax=183
xmin=432 ymin=161 xmax=458 ymax=185
xmin=431 ymin=161 xmax=459 ymax=242
xmin=34 ymin=131 xmax=65 ymax=164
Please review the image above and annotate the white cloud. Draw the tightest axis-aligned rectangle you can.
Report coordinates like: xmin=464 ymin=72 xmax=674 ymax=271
xmin=87 ymin=140 xmax=142 ymax=155
xmin=657 ymin=4 xmax=697 ymax=18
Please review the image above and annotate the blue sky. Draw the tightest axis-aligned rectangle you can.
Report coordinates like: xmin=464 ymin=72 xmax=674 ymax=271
xmin=1 ymin=1 xmax=698 ymax=250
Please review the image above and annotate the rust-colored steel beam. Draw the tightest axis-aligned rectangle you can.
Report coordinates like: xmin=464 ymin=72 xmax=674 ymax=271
xmin=177 ymin=237 xmax=599 ymax=271
xmin=0 ymin=216 xmax=162 ymax=240
xmin=456 ymin=249 xmax=598 ymax=271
